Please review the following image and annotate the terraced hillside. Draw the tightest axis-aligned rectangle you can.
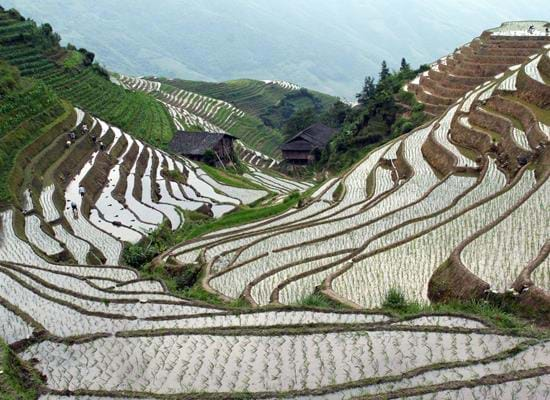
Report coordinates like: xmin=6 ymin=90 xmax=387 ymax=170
xmin=117 ymin=75 xmax=285 ymax=158
xmin=164 ymin=44 xmax=550 ymax=316
xmin=0 ymin=7 xmax=174 ymax=146
xmin=117 ymin=75 xmax=318 ymax=191
xmin=156 ymin=78 xmax=338 ymax=127
xmin=0 ymin=59 xmax=67 ymax=204
xmin=1 ymin=12 xmax=549 ymax=399
xmin=117 ymin=74 xmax=340 ymax=159
xmin=4 ymin=106 xmax=548 ymax=399
xmin=406 ymin=21 xmax=550 ymax=117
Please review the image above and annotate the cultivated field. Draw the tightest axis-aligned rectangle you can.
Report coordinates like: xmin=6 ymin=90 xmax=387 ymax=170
xmin=1 ymin=13 xmax=549 ymax=400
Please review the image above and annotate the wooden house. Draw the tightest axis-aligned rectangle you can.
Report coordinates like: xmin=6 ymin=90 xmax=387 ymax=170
xmin=169 ymin=131 xmax=236 ymax=164
xmin=280 ymin=123 xmax=336 ymax=164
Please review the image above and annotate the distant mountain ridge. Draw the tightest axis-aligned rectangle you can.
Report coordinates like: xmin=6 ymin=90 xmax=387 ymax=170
xmin=2 ymin=0 xmax=550 ymax=98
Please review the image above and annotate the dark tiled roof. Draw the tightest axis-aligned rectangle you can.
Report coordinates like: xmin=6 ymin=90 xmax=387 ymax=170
xmin=280 ymin=123 xmax=336 ymax=151
xmin=169 ymin=131 xmax=236 ymax=156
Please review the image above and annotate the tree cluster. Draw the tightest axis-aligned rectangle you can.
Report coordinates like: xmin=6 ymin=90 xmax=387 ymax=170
xmin=319 ymin=58 xmax=429 ymax=171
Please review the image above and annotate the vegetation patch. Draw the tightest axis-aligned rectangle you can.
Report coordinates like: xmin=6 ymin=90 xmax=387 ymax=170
xmin=0 ymin=69 xmax=66 ymax=203
xmin=320 ymin=60 xmax=430 ymax=172
xmin=296 ymin=292 xmax=349 ymax=310
xmin=62 ymin=49 xmax=84 ymax=69
xmin=382 ymin=288 xmax=547 ymax=336
xmin=199 ymin=162 xmax=267 ymax=190
xmin=0 ymin=9 xmax=175 ymax=147
xmin=123 ymin=192 xmax=301 ymax=269
xmin=0 ymin=340 xmax=42 ymax=400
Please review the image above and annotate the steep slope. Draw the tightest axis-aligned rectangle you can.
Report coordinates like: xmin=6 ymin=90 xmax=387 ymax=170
xmin=0 ymin=60 xmax=68 ymax=204
xmin=118 ymin=75 xmax=340 ymax=157
xmin=164 ymin=43 xmax=550 ymax=317
xmin=161 ymin=78 xmax=339 ymax=128
xmin=4 ymin=0 xmax=550 ymax=98
xmin=117 ymin=75 xmax=286 ymax=157
xmin=406 ymin=21 xmax=550 ymax=116
xmin=0 ymin=7 xmax=174 ymax=146
xmin=0 ymin=10 xmax=549 ymax=399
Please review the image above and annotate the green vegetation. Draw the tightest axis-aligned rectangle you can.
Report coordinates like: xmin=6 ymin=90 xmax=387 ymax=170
xmin=0 ymin=60 xmax=19 ymax=95
xmin=161 ymin=78 xmax=337 ymax=123
xmin=123 ymin=192 xmax=301 ymax=269
xmin=122 ymin=191 xmax=307 ymax=306
xmin=157 ymin=80 xmax=286 ymax=155
xmin=157 ymin=78 xmax=339 ymax=155
xmin=296 ymin=293 xmax=349 ymax=310
xmin=382 ymin=288 xmax=546 ymax=335
xmin=142 ymin=265 xmax=251 ymax=308
xmin=382 ymin=287 xmax=408 ymax=309
xmin=199 ymin=162 xmax=268 ymax=191
xmin=279 ymin=99 xmax=352 ymax=146
xmin=0 ymin=60 xmax=66 ymax=203
xmin=0 ymin=8 xmax=174 ymax=147
xmin=0 ymin=340 xmax=42 ymax=400
xmin=61 ymin=49 xmax=83 ymax=69
xmin=317 ymin=60 xmax=429 ymax=172
xmin=504 ymin=94 xmax=550 ymax=125
xmin=182 ymin=191 xmax=300 ymax=240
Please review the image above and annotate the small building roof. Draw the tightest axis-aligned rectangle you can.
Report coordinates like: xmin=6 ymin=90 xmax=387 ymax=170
xmin=169 ymin=131 xmax=236 ymax=156
xmin=280 ymin=123 xmax=336 ymax=152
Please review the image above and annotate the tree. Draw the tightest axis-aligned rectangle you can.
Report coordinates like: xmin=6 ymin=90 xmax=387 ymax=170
xmin=379 ymin=60 xmax=390 ymax=81
xmin=78 ymin=48 xmax=95 ymax=66
xmin=400 ymin=57 xmax=411 ymax=72
xmin=356 ymin=76 xmax=376 ymax=106
xmin=281 ymin=107 xmax=316 ymax=139
xmin=321 ymin=101 xmax=351 ymax=128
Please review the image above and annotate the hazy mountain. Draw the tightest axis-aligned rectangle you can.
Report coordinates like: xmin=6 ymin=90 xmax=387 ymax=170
xmin=2 ymin=0 xmax=549 ymax=98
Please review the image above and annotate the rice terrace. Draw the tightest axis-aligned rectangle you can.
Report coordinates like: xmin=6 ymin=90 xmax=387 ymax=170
xmin=0 ymin=2 xmax=549 ymax=399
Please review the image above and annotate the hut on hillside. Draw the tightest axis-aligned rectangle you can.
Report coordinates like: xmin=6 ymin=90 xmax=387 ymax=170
xmin=169 ymin=131 xmax=236 ymax=164
xmin=280 ymin=123 xmax=336 ymax=164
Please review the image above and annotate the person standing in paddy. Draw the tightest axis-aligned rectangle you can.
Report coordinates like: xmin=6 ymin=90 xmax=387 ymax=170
xmin=70 ymin=200 xmax=78 ymax=218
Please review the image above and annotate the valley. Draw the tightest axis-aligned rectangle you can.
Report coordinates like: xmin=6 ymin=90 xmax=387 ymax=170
xmin=0 ymin=6 xmax=548 ymax=400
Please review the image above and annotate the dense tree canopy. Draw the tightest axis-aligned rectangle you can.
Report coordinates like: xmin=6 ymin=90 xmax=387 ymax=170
xmin=318 ymin=60 xmax=429 ymax=172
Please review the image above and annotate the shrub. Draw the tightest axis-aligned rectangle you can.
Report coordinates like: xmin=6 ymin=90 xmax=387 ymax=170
xmin=174 ymin=264 xmax=201 ymax=290
xmin=382 ymin=287 xmax=408 ymax=309
xmin=203 ymin=149 xmax=217 ymax=166
xmin=78 ymin=47 xmax=95 ymax=66
xmin=122 ymin=243 xmax=159 ymax=269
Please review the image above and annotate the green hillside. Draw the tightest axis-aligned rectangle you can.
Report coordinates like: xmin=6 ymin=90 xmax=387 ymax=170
xmin=0 ymin=7 xmax=174 ymax=147
xmin=154 ymin=79 xmax=285 ymax=156
xmin=156 ymin=77 xmax=339 ymax=131
xmin=0 ymin=59 xmax=69 ymax=203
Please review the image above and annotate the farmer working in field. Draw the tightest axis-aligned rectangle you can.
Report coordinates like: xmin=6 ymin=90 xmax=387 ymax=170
xmin=70 ymin=201 xmax=78 ymax=218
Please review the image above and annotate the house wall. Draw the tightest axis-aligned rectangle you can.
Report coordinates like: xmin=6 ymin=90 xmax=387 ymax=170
xmin=282 ymin=150 xmax=315 ymax=165
xmin=213 ymin=137 xmax=235 ymax=163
